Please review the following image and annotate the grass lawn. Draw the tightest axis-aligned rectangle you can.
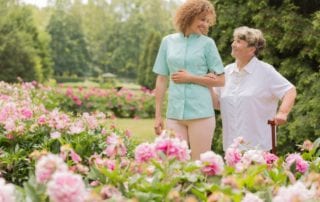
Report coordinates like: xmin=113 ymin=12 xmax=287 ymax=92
xmin=111 ymin=118 xmax=155 ymax=143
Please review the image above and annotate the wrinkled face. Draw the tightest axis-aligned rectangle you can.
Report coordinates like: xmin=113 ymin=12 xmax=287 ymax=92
xmin=188 ymin=12 xmax=212 ymax=35
xmin=231 ymin=37 xmax=255 ymax=59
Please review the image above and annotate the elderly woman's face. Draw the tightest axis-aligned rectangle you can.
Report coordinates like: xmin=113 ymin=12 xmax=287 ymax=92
xmin=188 ymin=12 xmax=212 ymax=35
xmin=231 ymin=37 xmax=255 ymax=59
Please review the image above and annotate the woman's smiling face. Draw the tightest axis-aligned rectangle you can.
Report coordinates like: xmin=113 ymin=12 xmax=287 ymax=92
xmin=187 ymin=12 xmax=212 ymax=35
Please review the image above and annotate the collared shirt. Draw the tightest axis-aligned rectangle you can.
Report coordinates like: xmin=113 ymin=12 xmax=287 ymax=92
xmin=216 ymin=57 xmax=294 ymax=151
xmin=153 ymin=33 xmax=224 ymax=120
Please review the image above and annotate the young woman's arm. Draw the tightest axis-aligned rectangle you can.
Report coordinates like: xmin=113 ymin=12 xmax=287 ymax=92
xmin=154 ymin=75 xmax=168 ymax=135
xmin=171 ymin=69 xmax=224 ymax=87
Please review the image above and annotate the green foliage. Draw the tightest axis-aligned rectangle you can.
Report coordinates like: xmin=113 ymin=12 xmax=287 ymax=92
xmin=138 ymin=31 xmax=161 ymax=89
xmin=211 ymin=0 xmax=320 ymax=155
xmin=47 ymin=8 xmax=90 ymax=77
xmin=0 ymin=3 xmax=52 ymax=82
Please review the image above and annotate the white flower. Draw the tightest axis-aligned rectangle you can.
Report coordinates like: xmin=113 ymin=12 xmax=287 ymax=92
xmin=242 ymin=192 xmax=263 ymax=202
xmin=0 ymin=178 xmax=16 ymax=202
xmin=273 ymin=181 xmax=315 ymax=202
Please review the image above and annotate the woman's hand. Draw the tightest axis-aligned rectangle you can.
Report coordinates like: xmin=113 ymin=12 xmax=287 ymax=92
xmin=206 ymin=72 xmax=218 ymax=79
xmin=274 ymin=111 xmax=288 ymax=125
xmin=171 ymin=69 xmax=192 ymax=83
xmin=154 ymin=117 xmax=164 ymax=135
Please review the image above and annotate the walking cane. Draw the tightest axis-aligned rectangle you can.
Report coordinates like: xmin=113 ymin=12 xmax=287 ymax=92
xmin=267 ymin=120 xmax=277 ymax=154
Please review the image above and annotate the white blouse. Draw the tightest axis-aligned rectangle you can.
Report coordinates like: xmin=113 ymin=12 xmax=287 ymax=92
xmin=215 ymin=57 xmax=294 ymax=151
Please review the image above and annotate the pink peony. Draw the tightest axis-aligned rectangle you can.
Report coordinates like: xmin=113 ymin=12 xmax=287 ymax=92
xmin=100 ymin=185 xmax=122 ymax=200
xmin=82 ymin=113 xmax=98 ymax=130
xmin=134 ymin=143 xmax=157 ymax=163
xmin=285 ymin=153 xmax=309 ymax=173
xmin=37 ymin=115 xmax=47 ymax=125
xmin=154 ymin=136 xmax=190 ymax=161
xmin=69 ymin=120 xmax=85 ymax=134
xmin=35 ymin=154 xmax=68 ymax=184
xmin=70 ymin=150 xmax=82 ymax=163
xmin=224 ymin=147 xmax=242 ymax=166
xmin=94 ymin=158 xmax=116 ymax=171
xmin=47 ymin=172 xmax=87 ymax=202
xmin=200 ymin=151 xmax=224 ymax=176
xmin=20 ymin=107 xmax=33 ymax=119
xmin=0 ymin=178 xmax=16 ymax=202
xmin=263 ymin=152 xmax=278 ymax=165
xmin=104 ymin=133 xmax=127 ymax=157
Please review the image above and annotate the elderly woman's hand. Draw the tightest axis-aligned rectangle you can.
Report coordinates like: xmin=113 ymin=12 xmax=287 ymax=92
xmin=274 ymin=111 xmax=288 ymax=125
xmin=171 ymin=69 xmax=192 ymax=83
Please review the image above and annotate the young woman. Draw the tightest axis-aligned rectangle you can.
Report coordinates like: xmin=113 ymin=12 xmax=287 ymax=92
xmin=153 ymin=0 xmax=224 ymax=160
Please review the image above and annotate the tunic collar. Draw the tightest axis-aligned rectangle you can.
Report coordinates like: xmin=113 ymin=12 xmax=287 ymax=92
xmin=179 ymin=32 xmax=201 ymax=39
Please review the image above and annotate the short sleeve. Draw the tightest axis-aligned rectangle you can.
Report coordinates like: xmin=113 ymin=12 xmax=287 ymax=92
xmin=269 ymin=67 xmax=294 ymax=99
xmin=205 ymin=39 xmax=224 ymax=74
xmin=153 ymin=37 xmax=169 ymax=76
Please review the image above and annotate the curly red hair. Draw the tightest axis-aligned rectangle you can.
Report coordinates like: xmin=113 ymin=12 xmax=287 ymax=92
xmin=174 ymin=0 xmax=216 ymax=35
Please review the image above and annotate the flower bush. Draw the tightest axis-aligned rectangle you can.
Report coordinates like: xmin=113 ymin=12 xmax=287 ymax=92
xmin=57 ymin=84 xmax=155 ymax=118
xmin=0 ymin=81 xmax=320 ymax=201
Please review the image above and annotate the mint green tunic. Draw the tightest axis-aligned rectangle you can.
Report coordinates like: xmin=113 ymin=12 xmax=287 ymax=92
xmin=153 ymin=33 xmax=224 ymax=120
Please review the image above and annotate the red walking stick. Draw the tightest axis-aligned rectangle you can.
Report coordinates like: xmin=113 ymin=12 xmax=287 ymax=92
xmin=268 ymin=120 xmax=277 ymax=154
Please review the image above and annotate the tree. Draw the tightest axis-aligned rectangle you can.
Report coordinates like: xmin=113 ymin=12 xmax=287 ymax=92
xmin=0 ymin=2 xmax=52 ymax=82
xmin=138 ymin=31 xmax=161 ymax=89
xmin=47 ymin=6 xmax=90 ymax=76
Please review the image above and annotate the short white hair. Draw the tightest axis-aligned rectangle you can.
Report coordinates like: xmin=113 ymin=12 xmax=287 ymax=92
xmin=233 ymin=26 xmax=266 ymax=55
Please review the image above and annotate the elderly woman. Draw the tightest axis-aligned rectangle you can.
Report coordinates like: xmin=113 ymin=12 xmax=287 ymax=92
xmin=212 ymin=26 xmax=297 ymax=151
xmin=153 ymin=0 xmax=225 ymax=160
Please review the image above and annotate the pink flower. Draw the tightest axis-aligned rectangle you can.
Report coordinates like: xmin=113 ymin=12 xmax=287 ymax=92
xmin=82 ymin=113 xmax=98 ymax=130
xmin=104 ymin=133 xmax=127 ymax=157
xmin=69 ymin=120 xmax=85 ymax=134
xmin=70 ymin=150 xmax=82 ymax=163
xmin=100 ymin=185 xmax=122 ymax=200
xmin=200 ymin=151 xmax=224 ymax=176
xmin=37 ymin=115 xmax=47 ymax=125
xmin=4 ymin=119 xmax=15 ymax=132
xmin=135 ymin=143 xmax=157 ymax=163
xmin=0 ymin=178 xmax=16 ymax=202
xmin=224 ymin=147 xmax=242 ymax=166
xmin=125 ymin=129 xmax=131 ymax=137
xmin=263 ymin=152 xmax=278 ymax=165
xmin=285 ymin=153 xmax=309 ymax=173
xmin=47 ymin=172 xmax=87 ymax=202
xmin=154 ymin=136 xmax=190 ymax=161
xmin=21 ymin=107 xmax=33 ymax=119
xmin=94 ymin=158 xmax=116 ymax=171
xmin=35 ymin=154 xmax=68 ymax=184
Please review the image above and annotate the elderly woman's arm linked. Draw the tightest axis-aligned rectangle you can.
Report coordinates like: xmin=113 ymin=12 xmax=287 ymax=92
xmin=274 ymin=87 xmax=297 ymax=125
xmin=171 ymin=69 xmax=225 ymax=87
xmin=154 ymin=75 xmax=168 ymax=135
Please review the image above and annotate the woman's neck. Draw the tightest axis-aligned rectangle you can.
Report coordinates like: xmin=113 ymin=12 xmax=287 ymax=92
xmin=236 ymin=56 xmax=254 ymax=70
